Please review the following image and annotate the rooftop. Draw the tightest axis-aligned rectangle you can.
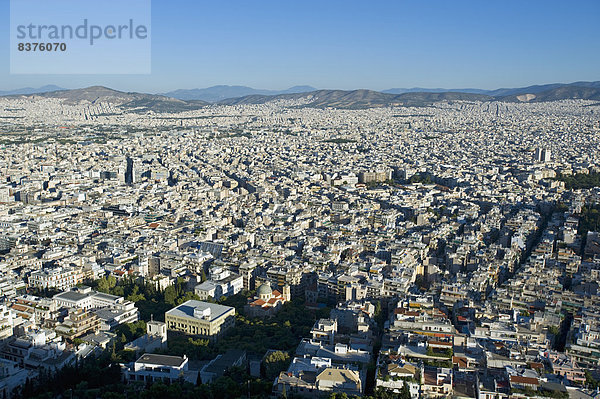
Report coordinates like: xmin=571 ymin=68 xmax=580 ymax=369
xmin=53 ymin=291 xmax=87 ymax=302
xmin=165 ymin=300 xmax=234 ymax=321
xmin=136 ymin=353 xmax=186 ymax=368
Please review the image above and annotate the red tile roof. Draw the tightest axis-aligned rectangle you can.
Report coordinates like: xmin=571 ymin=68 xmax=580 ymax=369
xmin=11 ymin=304 xmax=29 ymax=312
xmin=510 ymin=375 xmax=539 ymax=386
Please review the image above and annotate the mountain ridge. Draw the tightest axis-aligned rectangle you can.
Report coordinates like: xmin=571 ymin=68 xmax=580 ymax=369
xmin=2 ymin=81 xmax=600 ymax=112
xmin=216 ymin=89 xmax=492 ymax=108
xmin=0 ymin=85 xmax=65 ymax=96
xmin=14 ymin=86 xmax=210 ymax=113
xmin=162 ymin=85 xmax=317 ymax=102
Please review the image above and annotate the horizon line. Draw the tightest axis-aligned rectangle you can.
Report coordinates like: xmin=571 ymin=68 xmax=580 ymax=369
xmin=1 ymin=79 xmax=600 ymax=95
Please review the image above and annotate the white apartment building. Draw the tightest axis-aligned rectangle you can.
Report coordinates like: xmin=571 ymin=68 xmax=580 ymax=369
xmin=28 ymin=266 xmax=82 ymax=291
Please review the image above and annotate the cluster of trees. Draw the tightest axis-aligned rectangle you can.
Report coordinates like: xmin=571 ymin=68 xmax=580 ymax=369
xmin=409 ymin=173 xmax=435 ymax=185
xmin=163 ymin=297 xmax=329 ymax=360
xmin=579 ymin=204 xmax=600 ymax=235
xmin=327 ymin=385 xmax=411 ymax=399
xmin=422 ymin=358 xmax=452 ymax=368
xmin=15 ymin=352 xmax=120 ymax=399
xmin=214 ymin=298 xmax=328 ymax=355
xmin=365 ymin=180 xmax=398 ymax=189
xmin=91 ymin=276 xmax=201 ymax=321
xmin=554 ymin=171 xmax=600 ymax=190
xmin=511 ymin=387 xmax=569 ymax=399
xmin=27 ymin=286 xmax=61 ymax=298
xmin=17 ymin=355 xmax=272 ymax=399
xmin=156 ymin=333 xmax=212 ymax=360
xmin=373 ymin=300 xmax=385 ymax=329
xmin=263 ymin=350 xmax=291 ymax=380
xmin=585 ymin=370 xmax=599 ymax=390
xmin=425 ymin=346 xmax=453 ymax=358
xmin=90 ymin=275 xmax=330 ymax=359
xmin=548 ymin=325 xmax=560 ymax=336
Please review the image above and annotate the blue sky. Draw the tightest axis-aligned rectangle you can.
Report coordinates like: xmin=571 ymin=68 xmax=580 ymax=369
xmin=1 ymin=0 xmax=599 ymax=93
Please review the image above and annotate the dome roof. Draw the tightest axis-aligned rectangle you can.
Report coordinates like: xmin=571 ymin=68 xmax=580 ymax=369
xmin=257 ymin=283 xmax=272 ymax=296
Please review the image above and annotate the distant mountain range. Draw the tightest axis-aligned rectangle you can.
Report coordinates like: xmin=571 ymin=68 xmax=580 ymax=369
xmin=382 ymin=87 xmax=490 ymax=95
xmin=161 ymin=85 xmax=317 ymax=102
xmin=217 ymin=89 xmax=492 ymax=108
xmin=0 ymin=85 xmax=65 ymax=96
xmin=23 ymin=86 xmax=209 ymax=113
xmin=2 ymin=81 xmax=600 ymax=112
xmin=216 ymin=82 xmax=600 ymax=108
xmin=383 ymin=81 xmax=600 ymax=97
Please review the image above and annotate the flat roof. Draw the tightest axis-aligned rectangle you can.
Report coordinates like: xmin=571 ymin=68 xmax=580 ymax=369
xmin=94 ymin=308 xmax=123 ymax=320
xmin=136 ymin=353 xmax=186 ymax=367
xmin=195 ymin=281 xmax=217 ymax=290
xmin=165 ymin=300 xmax=234 ymax=322
xmin=92 ymin=292 xmax=120 ymax=301
xmin=53 ymin=291 xmax=87 ymax=302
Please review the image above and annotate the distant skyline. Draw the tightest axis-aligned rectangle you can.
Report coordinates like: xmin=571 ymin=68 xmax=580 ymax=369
xmin=1 ymin=0 xmax=599 ymax=93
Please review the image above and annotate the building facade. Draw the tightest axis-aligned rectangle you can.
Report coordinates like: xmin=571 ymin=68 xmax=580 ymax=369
xmin=165 ymin=300 xmax=235 ymax=341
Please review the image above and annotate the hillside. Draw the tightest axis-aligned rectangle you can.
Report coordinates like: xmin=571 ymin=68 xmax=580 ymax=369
xmin=500 ymin=86 xmax=600 ymax=102
xmin=9 ymin=86 xmax=209 ymax=113
xmin=2 ymin=81 xmax=600 ymax=112
xmin=163 ymin=85 xmax=317 ymax=102
xmin=219 ymin=89 xmax=491 ymax=108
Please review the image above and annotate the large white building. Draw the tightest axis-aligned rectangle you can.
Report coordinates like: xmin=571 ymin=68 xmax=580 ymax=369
xmin=165 ymin=300 xmax=235 ymax=341
xmin=28 ymin=266 xmax=82 ymax=291
xmin=121 ymin=353 xmax=198 ymax=384
xmin=194 ymin=267 xmax=243 ymax=301
xmin=52 ymin=287 xmax=138 ymax=329
xmin=121 ymin=353 xmax=197 ymax=384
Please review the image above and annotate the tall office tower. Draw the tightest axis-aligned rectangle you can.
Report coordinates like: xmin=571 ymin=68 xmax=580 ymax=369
xmin=125 ymin=156 xmax=134 ymax=184
xmin=542 ymin=148 xmax=551 ymax=163
xmin=533 ymin=147 xmax=551 ymax=163
xmin=118 ymin=165 xmax=126 ymax=183
xmin=133 ymin=159 xmax=145 ymax=183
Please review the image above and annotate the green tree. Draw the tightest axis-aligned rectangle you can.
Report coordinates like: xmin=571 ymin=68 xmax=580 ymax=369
xmin=400 ymin=382 xmax=411 ymax=399
xmin=97 ymin=275 xmax=117 ymax=293
xmin=365 ymin=387 xmax=398 ymax=399
xmin=164 ymin=285 xmax=177 ymax=306
xmin=263 ymin=351 xmax=290 ymax=380
xmin=586 ymin=370 xmax=599 ymax=389
xmin=211 ymin=376 xmax=241 ymax=399
xmin=126 ymin=284 xmax=146 ymax=302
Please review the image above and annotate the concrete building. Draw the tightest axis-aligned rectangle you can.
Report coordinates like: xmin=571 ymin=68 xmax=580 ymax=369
xmin=121 ymin=353 xmax=197 ymax=384
xmin=245 ymin=283 xmax=290 ymax=318
xmin=165 ymin=300 xmax=235 ymax=341
xmin=54 ymin=309 xmax=101 ymax=341
xmin=125 ymin=320 xmax=168 ymax=354
xmin=28 ymin=267 xmax=82 ymax=291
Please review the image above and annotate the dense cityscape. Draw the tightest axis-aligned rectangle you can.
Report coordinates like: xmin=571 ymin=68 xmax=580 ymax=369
xmin=0 ymin=90 xmax=598 ymax=399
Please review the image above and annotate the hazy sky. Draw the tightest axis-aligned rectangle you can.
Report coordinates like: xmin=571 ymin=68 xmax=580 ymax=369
xmin=1 ymin=0 xmax=599 ymax=93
